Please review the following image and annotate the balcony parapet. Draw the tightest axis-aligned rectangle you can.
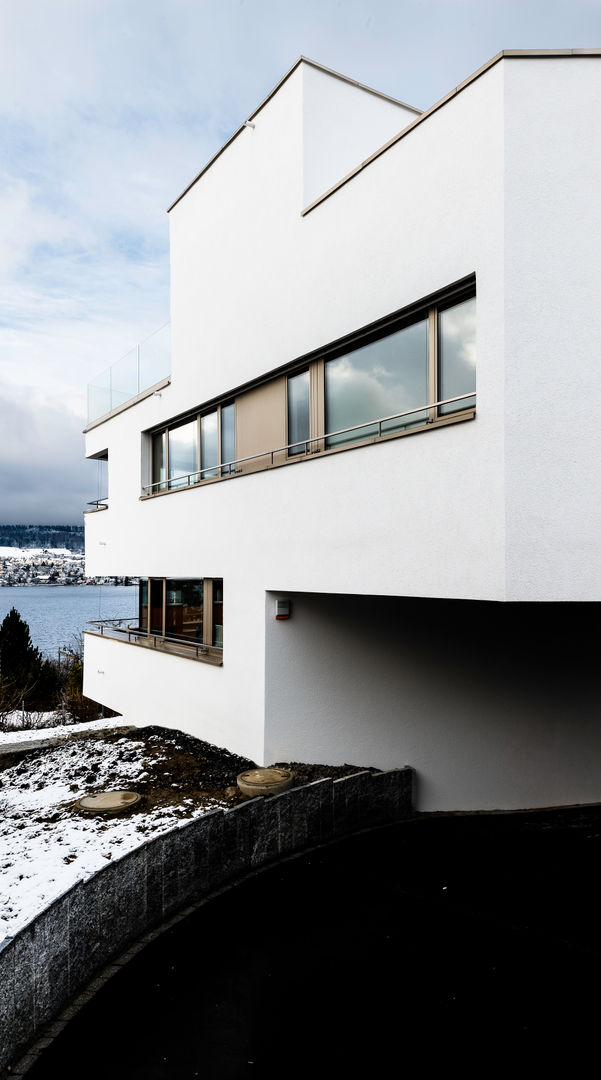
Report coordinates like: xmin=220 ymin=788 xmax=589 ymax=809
xmin=86 ymin=323 xmax=170 ymax=426
xmin=85 ymin=619 xmax=223 ymax=665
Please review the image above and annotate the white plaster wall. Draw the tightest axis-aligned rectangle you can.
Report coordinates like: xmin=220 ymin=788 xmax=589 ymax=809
xmin=87 ymin=59 xmax=506 ymax=598
xmin=503 ymin=58 xmax=601 ymax=600
xmin=264 ymin=592 xmax=601 ymax=811
xmin=302 ymin=64 xmax=418 ymax=207
xmin=84 ymin=58 xmax=507 ymax=757
xmin=83 ymin=578 xmax=267 ymax=765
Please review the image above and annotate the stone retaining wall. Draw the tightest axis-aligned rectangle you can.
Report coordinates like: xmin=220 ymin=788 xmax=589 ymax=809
xmin=0 ymin=767 xmax=413 ymax=1073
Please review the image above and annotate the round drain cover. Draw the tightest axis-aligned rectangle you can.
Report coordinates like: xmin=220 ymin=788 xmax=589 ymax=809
xmin=75 ymin=790 xmax=141 ymax=812
xmin=237 ymin=767 xmax=294 ymax=798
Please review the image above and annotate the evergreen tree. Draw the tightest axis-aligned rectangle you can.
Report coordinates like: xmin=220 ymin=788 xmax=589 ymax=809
xmin=0 ymin=608 xmax=61 ymax=709
xmin=0 ymin=608 xmax=41 ymax=683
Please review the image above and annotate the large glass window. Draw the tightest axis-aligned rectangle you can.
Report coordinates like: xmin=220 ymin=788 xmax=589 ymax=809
xmin=288 ymin=370 xmax=310 ymax=455
xmin=149 ymin=578 xmax=164 ymax=635
xmin=138 ymin=578 xmax=223 ymax=652
xmin=139 ymin=579 xmax=148 ymax=631
xmin=438 ymin=297 xmax=476 ymax=415
xmin=149 ymin=403 xmax=235 ymax=493
xmin=213 ymin=580 xmax=224 ymax=647
xmin=165 ymin=579 xmax=204 ymax=642
xmin=325 ymin=319 xmax=428 ymax=448
xmin=201 ymin=411 xmax=218 ymax=479
xmin=169 ymin=420 xmax=198 ymax=489
xmin=144 ymin=283 xmax=475 ymax=496
xmin=221 ymin=404 xmax=235 ymax=475
xmin=152 ymin=431 xmax=167 ymax=492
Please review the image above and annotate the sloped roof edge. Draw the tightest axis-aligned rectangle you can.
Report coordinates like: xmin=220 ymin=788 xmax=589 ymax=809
xmin=167 ymin=56 xmax=422 ymax=213
xmin=301 ymin=48 xmax=601 ymax=216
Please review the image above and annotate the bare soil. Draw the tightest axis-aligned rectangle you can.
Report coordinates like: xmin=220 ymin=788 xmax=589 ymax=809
xmin=70 ymin=725 xmax=374 ymax=817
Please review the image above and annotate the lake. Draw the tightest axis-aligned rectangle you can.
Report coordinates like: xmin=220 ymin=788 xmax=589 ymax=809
xmin=0 ymin=585 xmax=138 ymax=658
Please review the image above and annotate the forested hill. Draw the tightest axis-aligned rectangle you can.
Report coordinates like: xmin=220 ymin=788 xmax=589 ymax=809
xmin=0 ymin=525 xmax=84 ymax=552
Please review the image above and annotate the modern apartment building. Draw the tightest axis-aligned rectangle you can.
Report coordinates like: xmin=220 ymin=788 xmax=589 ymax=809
xmin=84 ymin=50 xmax=601 ymax=812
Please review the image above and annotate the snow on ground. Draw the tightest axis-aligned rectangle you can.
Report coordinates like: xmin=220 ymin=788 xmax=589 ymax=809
xmin=0 ymin=715 xmax=135 ymax=741
xmin=0 ymin=723 xmax=229 ymax=942
xmin=0 ymin=547 xmax=77 ymax=559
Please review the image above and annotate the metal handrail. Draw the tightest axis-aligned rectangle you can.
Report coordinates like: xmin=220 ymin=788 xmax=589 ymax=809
xmin=142 ymin=391 xmax=475 ymax=495
xmin=87 ymin=617 xmax=223 ymax=659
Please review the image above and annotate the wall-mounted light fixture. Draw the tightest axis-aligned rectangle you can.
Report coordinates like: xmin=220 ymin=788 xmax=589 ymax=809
xmin=244 ymin=120 xmax=255 ymax=129
xmin=275 ymin=599 xmax=290 ymax=620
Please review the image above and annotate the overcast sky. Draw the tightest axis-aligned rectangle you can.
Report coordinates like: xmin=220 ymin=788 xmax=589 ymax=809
xmin=1 ymin=0 xmax=600 ymax=523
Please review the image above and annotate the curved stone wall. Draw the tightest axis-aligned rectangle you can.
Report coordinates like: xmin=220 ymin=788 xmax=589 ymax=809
xmin=0 ymin=767 xmax=413 ymax=1073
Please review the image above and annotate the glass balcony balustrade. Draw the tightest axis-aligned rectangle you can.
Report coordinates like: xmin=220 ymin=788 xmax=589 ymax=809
xmin=87 ymin=323 xmax=170 ymax=424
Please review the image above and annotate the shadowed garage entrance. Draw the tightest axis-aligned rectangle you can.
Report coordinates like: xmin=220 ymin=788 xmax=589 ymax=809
xmin=23 ymin=807 xmax=601 ymax=1078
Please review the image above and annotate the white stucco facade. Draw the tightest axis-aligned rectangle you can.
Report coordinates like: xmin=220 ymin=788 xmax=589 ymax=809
xmin=84 ymin=52 xmax=601 ymax=810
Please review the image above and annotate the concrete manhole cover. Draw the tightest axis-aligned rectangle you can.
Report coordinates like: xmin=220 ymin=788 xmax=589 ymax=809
xmin=75 ymin=790 xmax=141 ymax=813
xmin=237 ymin=768 xmax=294 ymax=798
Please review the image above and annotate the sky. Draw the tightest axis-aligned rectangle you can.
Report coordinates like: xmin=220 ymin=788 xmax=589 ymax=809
xmin=1 ymin=0 xmax=601 ymax=523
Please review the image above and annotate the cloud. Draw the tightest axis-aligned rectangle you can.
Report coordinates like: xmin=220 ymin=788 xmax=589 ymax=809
xmin=0 ymin=387 xmax=97 ymax=523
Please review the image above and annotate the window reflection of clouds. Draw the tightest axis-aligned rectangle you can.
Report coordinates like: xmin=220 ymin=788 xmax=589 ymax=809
xmin=326 ymin=319 xmax=428 ymax=446
xmin=169 ymin=421 xmax=197 ymax=485
xmin=201 ymin=410 xmax=218 ymax=475
xmin=439 ymin=297 xmax=476 ymax=414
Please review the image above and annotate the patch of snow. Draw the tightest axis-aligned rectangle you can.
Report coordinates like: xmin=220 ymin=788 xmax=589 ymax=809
xmin=0 ymin=726 xmax=227 ymax=940
xmin=0 ymin=547 xmax=76 ymax=559
xmin=0 ymin=717 xmax=136 ymax=746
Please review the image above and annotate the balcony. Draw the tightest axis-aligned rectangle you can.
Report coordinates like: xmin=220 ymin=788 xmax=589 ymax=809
xmin=85 ymin=618 xmax=223 ymax=665
xmin=87 ymin=323 xmax=170 ymax=425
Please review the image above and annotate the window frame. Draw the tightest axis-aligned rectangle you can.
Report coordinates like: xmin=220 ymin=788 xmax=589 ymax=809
xmin=150 ymin=403 xmax=235 ymax=493
xmin=142 ymin=277 xmax=475 ymax=497
xmin=138 ymin=576 xmax=223 ymax=653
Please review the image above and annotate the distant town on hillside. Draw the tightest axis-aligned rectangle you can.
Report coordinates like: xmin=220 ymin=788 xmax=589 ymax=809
xmin=0 ymin=525 xmax=84 ymax=552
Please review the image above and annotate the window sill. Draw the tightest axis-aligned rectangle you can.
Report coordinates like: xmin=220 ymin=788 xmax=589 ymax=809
xmin=140 ymin=407 xmax=475 ymax=500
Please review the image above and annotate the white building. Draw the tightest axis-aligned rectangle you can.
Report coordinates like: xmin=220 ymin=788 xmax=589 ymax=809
xmin=84 ymin=49 xmax=601 ymax=812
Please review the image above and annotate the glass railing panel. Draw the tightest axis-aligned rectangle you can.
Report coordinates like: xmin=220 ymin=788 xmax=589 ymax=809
xmin=87 ymin=323 xmax=170 ymax=423
xmin=139 ymin=323 xmax=170 ymax=393
xmin=110 ymin=345 xmax=139 ymax=410
xmin=87 ymin=373 xmax=112 ymax=424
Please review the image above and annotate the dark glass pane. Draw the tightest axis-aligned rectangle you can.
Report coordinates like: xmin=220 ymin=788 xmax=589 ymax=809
xmin=212 ymin=580 xmax=223 ymax=648
xmin=165 ymin=579 xmax=204 ymax=643
xmin=139 ymin=580 xmax=148 ymax=631
xmin=149 ymin=579 xmax=163 ymax=636
xmin=152 ymin=431 xmax=167 ymax=492
xmin=438 ymin=297 xmax=476 ymax=415
xmin=288 ymin=371 xmax=310 ymax=455
xmin=169 ymin=420 xmax=197 ymax=489
xmin=221 ymin=404 xmax=235 ymax=475
xmin=201 ymin=411 xmax=218 ymax=479
xmin=325 ymin=319 xmax=428 ymax=448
